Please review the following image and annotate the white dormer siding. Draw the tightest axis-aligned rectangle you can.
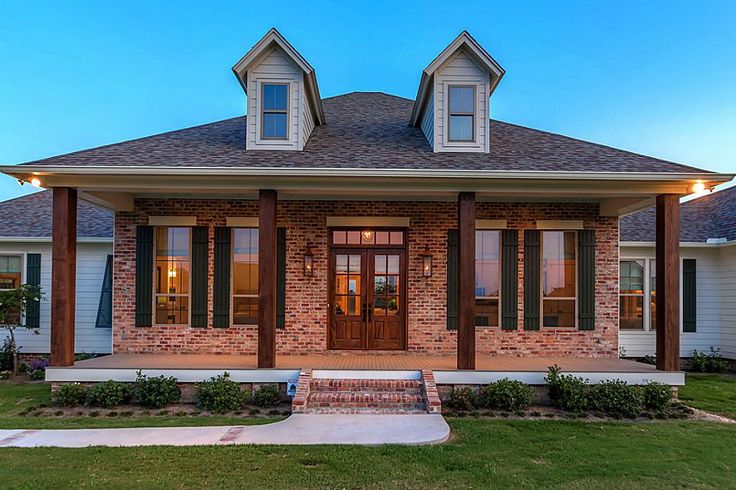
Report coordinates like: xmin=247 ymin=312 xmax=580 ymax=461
xmin=433 ymin=49 xmax=490 ymax=153
xmin=232 ymin=28 xmax=325 ymax=152
xmin=410 ymin=31 xmax=504 ymax=154
xmin=246 ymin=47 xmax=307 ymax=151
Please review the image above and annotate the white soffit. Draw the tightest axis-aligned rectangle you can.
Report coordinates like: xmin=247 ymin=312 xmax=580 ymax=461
xmin=326 ymin=217 xmax=410 ymax=227
xmin=536 ymin=220 xmax=584 ymax=230
xmin=148 ymin=216 xmax=197 ymax=226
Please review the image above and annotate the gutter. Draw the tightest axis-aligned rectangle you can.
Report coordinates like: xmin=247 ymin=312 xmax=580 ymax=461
xmin=621 ymin=240 xmax=736 ymax=249
xmin=0 ymin=237 xmax=113 ymax=244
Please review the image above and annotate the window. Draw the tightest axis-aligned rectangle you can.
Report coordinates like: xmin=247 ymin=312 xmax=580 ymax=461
xmin=232 ymin=228 xmax=259 ymax=325
xmin=331 ymin=230 xmax=404 ymax=246
xmin=154 ymin=227 xmax=190 ymax=325
xmin=95 ymin=255 xmax=113 ymax=328
xmin=261 ymin=83 xmax=288 ymax=140
xmin=650 ymin=259 xmax=656 ymax=332
xmin=448 ymin=85 xmax=475 ymax=142
xmin=0 ymin=255 xmax=22 ymax=290
xmin=619 ymin=260 xmax=645 ymax=330
xmin=475 ymin=230 xmax=500 ymax=327
xmin=541 ymin=231 xmax=576 ymax=328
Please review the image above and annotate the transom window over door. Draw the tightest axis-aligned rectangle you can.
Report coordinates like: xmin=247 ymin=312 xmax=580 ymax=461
xmin=0 ymin=255 xmax=22 ymax=290
xmin=542 ymin=231 xmax=577 ymax=328
xmin=475 ymin=230 xmax=500 ymax=327
xmin=154 ymin=227 xmax=190 ymax=325
xmin=448 ymin=85 xmax=475 ymax=142
xmin=261 ymin=83 xmax=288 ymax=139
xmin=619 ymin=260 xmax=645 ymax=330
xmin=232 ymin=228 xmax=259 ymax=325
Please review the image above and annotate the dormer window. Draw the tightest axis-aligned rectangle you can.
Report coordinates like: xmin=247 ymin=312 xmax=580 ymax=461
xmin=261 ymin=83 xmax=289 ymax=139
xmin=448 ymin=85 xmax=475 ymax=142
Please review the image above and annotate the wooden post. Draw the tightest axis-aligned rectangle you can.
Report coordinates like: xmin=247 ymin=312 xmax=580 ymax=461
xmin=50 ymin=187 xmax=77 ymax=366
xmin=656 ymin=194 xmax=680 ymax=372
xmin=457 ymin=192 xmax=476 ymax=370
xmin=258 ymin=189 xmax=278 ymax=368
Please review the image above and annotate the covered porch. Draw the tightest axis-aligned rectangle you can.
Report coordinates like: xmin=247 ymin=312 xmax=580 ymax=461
xmin=45 ymin=352 xmax=685 ymax=385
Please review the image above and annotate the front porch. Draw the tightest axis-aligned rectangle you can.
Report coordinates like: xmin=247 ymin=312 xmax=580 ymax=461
xmin=45 ymin=353 xmax=685 ymax=385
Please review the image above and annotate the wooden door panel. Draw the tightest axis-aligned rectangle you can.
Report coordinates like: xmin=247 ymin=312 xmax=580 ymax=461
xmin=367 ymin=251 xmax=406 ymax=350
xmin=329 ymin=251 xmax=366 ymax=349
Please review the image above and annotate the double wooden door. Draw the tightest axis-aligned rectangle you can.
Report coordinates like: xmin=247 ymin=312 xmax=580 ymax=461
xmin=328 ymin=249 xmax=406 ymax=350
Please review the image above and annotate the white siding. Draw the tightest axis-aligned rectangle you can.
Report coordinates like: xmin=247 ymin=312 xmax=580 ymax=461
xmin=0 ymin=241 xmax=113 ymax=354
xmin=720 ymin=246 xmax=736 ymax=359
xmin=433 ymin=49 xmax=490 ymax=153
xmin=246 ymin=46 xmax=315 ymax=151
xmin=420 ymin=92 xmax=435 ymax=149
xmin=619 ymin=245 xmax=724 ymax=358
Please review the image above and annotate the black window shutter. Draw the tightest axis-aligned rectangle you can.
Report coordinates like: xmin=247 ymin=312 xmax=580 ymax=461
xmin=447 ymin=229 xmax=459 ymax=330
xmin=523 ymin=230 xmax=540 ymax=330
xmin=95 ymin=255 xmax=113 ymax=328
xmin=213 ymin=227 xmax=231 ymax=328
xmin=25 ymin=253 xmax=41 ymax=328
xmin=191 ymin=226 xmax=209 ymax=328
xmin=276 ymin=227 xmax=287 ymax=329
xmin=683 ymin=259 xmax=697 ymax=332
xmin=578 ymin=229 xmax=596 ymax=330
xmin=135 ymin=225 xmax=153 ymax=327
xmin=501 ymin=229 xmax=518 ymax=330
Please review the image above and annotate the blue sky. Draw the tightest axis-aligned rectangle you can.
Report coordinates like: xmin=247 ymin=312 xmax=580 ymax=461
xmin=1 ymin=0 xmax=734 ymax=201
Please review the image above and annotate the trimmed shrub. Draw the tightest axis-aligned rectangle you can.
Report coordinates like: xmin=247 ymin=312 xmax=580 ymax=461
xmin=28 ymin=369 xmax=45 ymax=380
xmin=85 ymin=380 xmax=130 ymax=408
xmin=642 ymin=355 xmax=656 ymax=366
xmin=194 ymin=372 xmax=248 ymax=413
xmin=52 ymin=383 xmax=87 ymax=407
xmin=691 ymin=348 xmax=727 ymax=373
xmin=691 ymin=350 xmax=708 ymax=372
xmin=590 ymin=380 xmax=644 ymax=418
xmin=641 ymin=382 xmax=672 ymax=412
xmin=480 ymin=379 xmax=535 ymax=411
xmin=253 ymin=384 xmax=281 ymax=408
xmin=0 ymin=338 xmax=12 ymax=371
xmin=131 ymin=371 xmax=181 ymax=408
xmin=447 ymin=387 xmax=479 ymax=411
xmin=545 ymin=365 xmax=590 ymax=412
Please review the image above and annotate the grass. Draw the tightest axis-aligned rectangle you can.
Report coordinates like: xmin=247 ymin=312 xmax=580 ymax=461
xmin=0 ymin=420 xmax=735 ymax=488
xmin=0 ymin=382 xmax=279 ymax=429
xmin=679 ymin=373 xmax=736 ymax=419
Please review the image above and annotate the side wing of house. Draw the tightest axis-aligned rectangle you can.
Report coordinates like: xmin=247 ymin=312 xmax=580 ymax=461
xmin=0 ymin=241 xmax=112 ymax=355
xmin=720 ymin=245 xmax=736 ymax=359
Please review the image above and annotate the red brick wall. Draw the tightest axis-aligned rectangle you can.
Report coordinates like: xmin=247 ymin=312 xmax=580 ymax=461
xmin=113 ymin=199 xmax=618 ymax=358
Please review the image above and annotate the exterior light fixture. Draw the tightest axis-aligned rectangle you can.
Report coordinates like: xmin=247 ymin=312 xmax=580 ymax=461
xmin=692 ymin=181 xmax=706 ymax=193
xmin=303 ymin=245 xmax=314 ymax=277
xmin=361 ymin=230 xmax=373 ymax=241
xmin=30 ymin=177 xmax=42 ymax=188
xmin=419 ymin=245 xmax=433 ymax=278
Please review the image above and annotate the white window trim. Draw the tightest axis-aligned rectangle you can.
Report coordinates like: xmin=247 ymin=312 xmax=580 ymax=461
xmin=231 ymin=227 xmax=259 ymax=327
xmin=474 ymin=230 xmax=502 ymax=328
xmin=152 ymin=226 xmax=192 ymax=327
xmin=443 ymin=81 xmax=482 ymax=148
xmin=540 ymin=230 xmax=578 ymax=329
xmin=618 ymin=258 xmax=647 ymax=332
xmin=255 ymin=80 xmax=293 ymax=146
xmin=0 ymin=253 xmax=25 ymax=291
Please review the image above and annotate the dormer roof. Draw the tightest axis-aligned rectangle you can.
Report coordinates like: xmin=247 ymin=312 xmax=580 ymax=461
xmin=409 ymin=30 xmax=505 ymax=127
xmin=232 ymin=28 xmax=326 ymax=125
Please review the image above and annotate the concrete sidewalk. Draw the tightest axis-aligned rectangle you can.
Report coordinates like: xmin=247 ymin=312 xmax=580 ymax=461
xmin=0 ymin=414 xmax=450 ymax=448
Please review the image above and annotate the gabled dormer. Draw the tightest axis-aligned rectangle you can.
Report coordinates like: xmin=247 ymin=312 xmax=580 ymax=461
xmin=409 ymin=31 xmax=504 ymax=153
xmin=232 ymin=28 xmax=325 ymax=151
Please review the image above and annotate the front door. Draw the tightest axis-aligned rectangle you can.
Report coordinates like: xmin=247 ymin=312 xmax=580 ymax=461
xmin=329 ymin=248 xmax=406 ymax=350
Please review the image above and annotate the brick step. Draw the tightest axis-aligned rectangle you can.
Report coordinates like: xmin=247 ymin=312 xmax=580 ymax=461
xmin=307 ymin=391 xmax=426 ymax=411
xmin=302 ymin=407 xmax=428 ymax=415
xmin=309 ymin=379 xmax=423 ymax=392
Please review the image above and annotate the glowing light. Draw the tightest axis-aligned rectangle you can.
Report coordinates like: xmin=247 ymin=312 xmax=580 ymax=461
xmin=30 ymin=177 xmax=41 ymax=187
xmin=168 ymin=269 xmax=177 ymax=278
xmin=692 ymin=181 xmax=706 ymax=193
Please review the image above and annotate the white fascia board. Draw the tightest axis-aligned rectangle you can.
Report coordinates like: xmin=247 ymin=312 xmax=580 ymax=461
xmin=621 ymin=240 xmax=735 ymax=249
xmin=0 ymin=236 xmax=112 ymax=243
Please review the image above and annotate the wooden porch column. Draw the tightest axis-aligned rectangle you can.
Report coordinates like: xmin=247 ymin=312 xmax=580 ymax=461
xmin=457 ymin=192 xmax=476 ymax=370
xmin=50 ymin=187 xmax=77 ymax=366
xmin=655 ymin=194 xmax=680 ymax=371
xmin=258 ymin=189 xmax=278 ymax=368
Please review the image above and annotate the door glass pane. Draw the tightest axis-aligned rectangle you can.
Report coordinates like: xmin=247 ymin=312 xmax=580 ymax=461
xmin=335 ymin=296 xmax=347 ymax=316
xmin=386 ymin=275 xmax=398 ymax=294
xmin=336 ymin=254 xmax=348 ymax=273
xmin=375 ymin=255 xmax=386 ymax=274
xmin=375 ymin=231 xmax=389 ymax=244
xmin=348 ymin=254 xmax=361 ymax=273
xmin=389 ymin=231 xmax=403 ymax=244
xmin=347 ymin=231 xmax=361 ymax=244
xmin=387 ymin=255 xmax=399 ymax=274
xmin=336 ymin=275 xmax=348 ymax=295
xmin=347 ymin=296 xmax=360 ymax=315
xmin=386 ymin=297 xmax=399 ymax=316
xmin=333 ymin=231 xmax=347 ymax=244
xmin=348 ymin=277 xmax=360 ymax=295
xmin=374 ymin=276 xmax=387 ymax=295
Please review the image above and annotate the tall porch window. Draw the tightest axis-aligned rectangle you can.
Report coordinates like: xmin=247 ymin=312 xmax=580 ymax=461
xmin=154 ymin=227 xmax=191 ymax=325
xmin=475 ymin=230 xmax=500 ymax=327
xmin=619 ymin=260 xmax=645 ymax=330
xmin=541 ymin=231 xmax=577 ymax=328
xmin=0 ymin=255 xmax=23 ymax=324
xmin=232 ymin=228 xmax=259 ymax=325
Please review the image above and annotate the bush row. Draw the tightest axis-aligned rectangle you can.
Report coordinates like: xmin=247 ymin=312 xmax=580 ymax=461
xmin=446 ymin=366 xmax=673 ymax=418
xmin=51 ymin=371 xmax=283 ymax=412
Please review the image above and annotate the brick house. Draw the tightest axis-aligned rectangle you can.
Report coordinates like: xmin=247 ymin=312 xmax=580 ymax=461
xmin=2 ymin=29 xmax=732 ymax=391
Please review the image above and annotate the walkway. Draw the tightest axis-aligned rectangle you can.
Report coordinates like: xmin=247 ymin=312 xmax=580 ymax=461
xmin=0 ymin=414 xmax=450 ymax=448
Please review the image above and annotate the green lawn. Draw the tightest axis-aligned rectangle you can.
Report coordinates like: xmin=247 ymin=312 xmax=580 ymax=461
xmin=0 ymin=420 xmax=734 ymax=488
xmin=679 ymin=373 xmax=736 ymax=419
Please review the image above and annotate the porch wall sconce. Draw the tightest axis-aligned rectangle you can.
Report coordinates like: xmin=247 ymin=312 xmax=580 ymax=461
xmin=303 ymin=245 xmax=314 ymax=277
xmin=419 ymin=245 xmax=433 ymax=278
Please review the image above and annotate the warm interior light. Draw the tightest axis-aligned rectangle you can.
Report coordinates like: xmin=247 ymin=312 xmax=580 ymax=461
xmin=168 ymin=268 xmax=177 ymax=278
xmin=692 ymin=181 xmax=706 ymax=193
xmin=30 ymin=177 xmax=41 ymax=188
xmin=361 ymin=230 xmax=373 ymax=241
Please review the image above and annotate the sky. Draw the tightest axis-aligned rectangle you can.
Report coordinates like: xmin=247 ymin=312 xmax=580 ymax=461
xmin=1 ymin=0 xmax=735 ymax=202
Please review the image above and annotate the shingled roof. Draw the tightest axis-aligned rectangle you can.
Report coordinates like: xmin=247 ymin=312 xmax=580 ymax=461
xmin=17 ymin=92 xmax=711 ymax=174
xmin=621 ymin=185 xmax=736 ymax=243
xmin=0 ymin=191 xmax=113 ymax=239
